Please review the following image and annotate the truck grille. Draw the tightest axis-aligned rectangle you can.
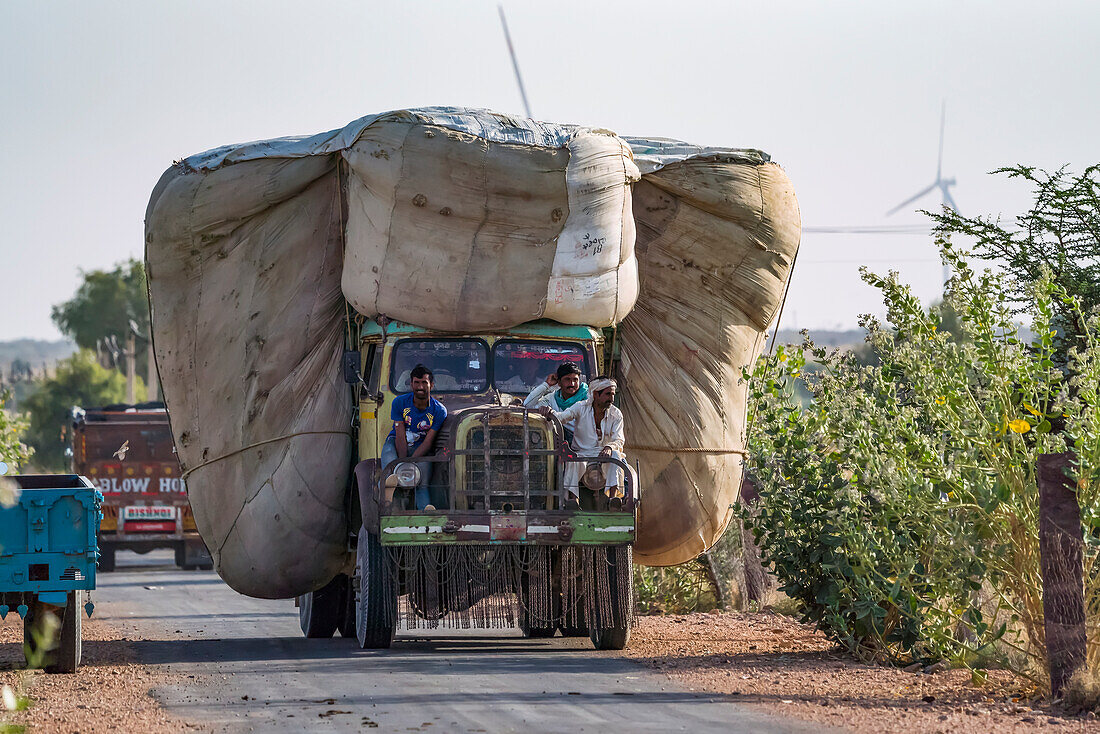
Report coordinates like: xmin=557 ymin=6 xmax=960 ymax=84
xmin=458 ymin=420 xmax=554 ymax=510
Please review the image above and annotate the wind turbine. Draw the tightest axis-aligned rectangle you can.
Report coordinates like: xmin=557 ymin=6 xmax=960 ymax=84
xmin=498 ymin=5 xmax=533 ymax=119
xmin=887 ymin=103 xmax=958 ymax=217
xmin=887 ymin=103 xmax=957 ymax=284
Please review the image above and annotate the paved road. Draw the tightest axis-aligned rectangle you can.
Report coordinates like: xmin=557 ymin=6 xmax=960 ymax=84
xmin=96 ymin=550 xmax=825 ymax=733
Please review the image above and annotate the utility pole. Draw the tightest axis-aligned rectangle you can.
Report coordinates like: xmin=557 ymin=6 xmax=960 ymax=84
xmin=126 ymin=330 xmax=136 ymax=404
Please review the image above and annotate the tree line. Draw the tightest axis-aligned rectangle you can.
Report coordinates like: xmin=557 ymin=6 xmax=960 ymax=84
xmin=1 ymin=258 xmax=152 ymax=471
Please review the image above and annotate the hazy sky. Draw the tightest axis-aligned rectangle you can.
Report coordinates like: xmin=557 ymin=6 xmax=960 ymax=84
xmin=2 ymin=0 xmax=1097 ymax=340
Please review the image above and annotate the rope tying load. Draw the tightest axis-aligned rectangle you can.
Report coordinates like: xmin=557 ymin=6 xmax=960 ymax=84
xmin=180 ymin=430 xmax=353 ymax=481
xmin=626 ymin=445 xmax=748 ymax=456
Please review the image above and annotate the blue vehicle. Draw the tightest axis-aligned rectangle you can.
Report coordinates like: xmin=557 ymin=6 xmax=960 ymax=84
xmin=0 ymin=474 xmax=102 ymax=672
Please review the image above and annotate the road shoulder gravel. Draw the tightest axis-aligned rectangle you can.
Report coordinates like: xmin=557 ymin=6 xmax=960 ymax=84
xmin=622 ymin=611 xmax=1100 ymax=733
xmin=1 ymin=615 xmax=197 ymax=733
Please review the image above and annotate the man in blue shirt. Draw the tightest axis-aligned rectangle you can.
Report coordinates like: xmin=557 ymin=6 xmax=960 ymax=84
xmin=381 ymin=364 xmax=448 ymax=510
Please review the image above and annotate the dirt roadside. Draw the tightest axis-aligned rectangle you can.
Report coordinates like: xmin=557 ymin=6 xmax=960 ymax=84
xmin=0 ymin=615 xmax=195 ymax=733
xmin=622 ymin=611 xmax=1100 ymax=733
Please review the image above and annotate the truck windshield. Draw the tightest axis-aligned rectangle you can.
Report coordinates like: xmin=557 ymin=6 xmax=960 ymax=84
xmin=391 ymin=339 xmax=489 ymax=393
xmin=493 ymin=341 xmax=589 ymax=393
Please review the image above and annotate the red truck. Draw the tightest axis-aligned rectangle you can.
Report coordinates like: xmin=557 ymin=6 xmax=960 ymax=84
xmin=70 ymin=402 xmax=211 ymax=571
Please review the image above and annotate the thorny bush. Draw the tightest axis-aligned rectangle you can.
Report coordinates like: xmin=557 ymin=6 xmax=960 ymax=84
xmin=742 ymin=242 xmax=1100 ymax=686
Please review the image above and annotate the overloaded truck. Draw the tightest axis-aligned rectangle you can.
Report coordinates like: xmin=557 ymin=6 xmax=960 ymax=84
xmin=310 ymin=320 xmax=638 ymax=648
xmin=144 ymin=107 xmax=801 ymax=650
xmin=71 ymin=403 xmax=211 ymax=571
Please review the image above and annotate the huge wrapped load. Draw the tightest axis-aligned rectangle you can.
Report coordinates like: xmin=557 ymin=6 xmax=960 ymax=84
xmin=145 ymin=108 xmax=799 ymax=598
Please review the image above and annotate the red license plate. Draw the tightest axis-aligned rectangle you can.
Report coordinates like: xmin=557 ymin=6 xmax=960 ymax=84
xmin=123 ymin=521 xmax=176 ymax=533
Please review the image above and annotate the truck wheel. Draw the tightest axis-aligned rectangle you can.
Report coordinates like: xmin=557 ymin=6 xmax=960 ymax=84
xmin=355 ymin=528 xmax=396 ymax=649
xmin=518 ymin=569 xmax=557 ymax=639
xmin=22 ymin=602 xmax=48 ymax=664
xmin=24 ymin=595 xmax=82 ymax=673
xmin=180 ymin=540 xmax=214 ymax=570
xmin=298 ymin=575 xmax=343 ymax=638
xmin=47 ymin=592 xmax=82 ymax=673
xmin=589 ymin=546 xmax=633 ymax=651
xmin=98 ymin=544 xmax=116 ymax=573
xmin=589 ymin=624 xmax=630 ymax=650
xmin=337 ymin=574 xmax=357 ymax=638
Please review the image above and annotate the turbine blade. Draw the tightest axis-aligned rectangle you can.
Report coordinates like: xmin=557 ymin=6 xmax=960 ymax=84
xmin=886 ymin=183 xmax=937 ymax=216
xmin=498 ymin=5 xmax=533 ymax=119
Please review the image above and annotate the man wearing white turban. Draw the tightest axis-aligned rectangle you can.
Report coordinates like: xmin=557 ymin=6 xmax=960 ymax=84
xmin=538 ymin=376 xmax=626 ymax=504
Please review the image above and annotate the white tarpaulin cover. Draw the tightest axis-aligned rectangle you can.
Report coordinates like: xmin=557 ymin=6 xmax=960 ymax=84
xmin=145 ymin=107 xmax=799 ymax=598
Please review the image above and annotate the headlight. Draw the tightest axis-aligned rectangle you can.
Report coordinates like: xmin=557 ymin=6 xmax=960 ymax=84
xmin=394 ymin=462 xmax=421 ymax=488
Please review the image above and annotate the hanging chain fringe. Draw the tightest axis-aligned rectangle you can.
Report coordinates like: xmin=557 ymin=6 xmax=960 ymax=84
xmin=389 ymin=544 xmax=633 ymax=631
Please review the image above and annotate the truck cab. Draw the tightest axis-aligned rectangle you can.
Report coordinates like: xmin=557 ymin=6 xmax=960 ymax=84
xmin=298 ymin=319 xmax=637 ymax=650
xmin=71 ymin=403 xmax=212 ymax=571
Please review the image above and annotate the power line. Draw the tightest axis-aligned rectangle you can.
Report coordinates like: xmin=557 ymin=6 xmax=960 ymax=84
xmin=799 ymin=258 xmax=939 ymax=264
xmin=803 ymin=225 xmax=930 ymax=235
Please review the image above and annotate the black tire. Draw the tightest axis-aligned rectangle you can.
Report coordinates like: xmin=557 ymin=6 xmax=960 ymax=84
xmin=47 ymin=592 xmax=82 ymax=673
xmin=182 ymin=540 xmax=214 ymax=570
xmin=98 ymin=544 xmax=116 ymax=573
xmin=590 ymin=625 xmax=630 ymax=650
xmin=24 ymin=594 xmax=82 ymax=673
xmin=356 ymin=528 xmax=396 ymax=649
xmin=589 ymin=545 xmax=633 ymax=651
xmin=23 ymin=602 xmax=43 ymax=661
xmin=518 ymin=567 xmax=558 ymax=639
xmin=298 ymin=575 xmax=343 ymax=638
xmin=337 ymin=574 xmax=357 ymax=638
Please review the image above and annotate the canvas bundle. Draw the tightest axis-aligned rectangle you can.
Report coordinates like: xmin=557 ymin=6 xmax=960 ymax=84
xmin=145 ymin=108 xmax=800 ymax=598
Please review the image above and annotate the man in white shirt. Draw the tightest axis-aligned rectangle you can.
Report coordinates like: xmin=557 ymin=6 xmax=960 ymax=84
xmin=523 ymin=362 xmax=588 ymax=443
xmin=538 ymin=376 xmax=626 ymax=502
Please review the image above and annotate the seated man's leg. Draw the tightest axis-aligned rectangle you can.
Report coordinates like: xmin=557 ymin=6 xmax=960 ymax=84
xmin=604 ymin=450 xmax=625 ymax=498
xmin=414 ymin=460 xmax=434 ymax=511
xmin=380 ymin=435 xmax=398 ymax=473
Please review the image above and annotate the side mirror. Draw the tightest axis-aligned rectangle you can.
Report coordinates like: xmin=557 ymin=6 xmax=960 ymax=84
xmin=342 ymin=350 xmax=362 ymax=384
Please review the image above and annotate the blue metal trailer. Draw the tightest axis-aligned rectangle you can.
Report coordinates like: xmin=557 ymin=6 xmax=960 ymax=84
xmin=0 ymin=474 xmax=102 ymax=672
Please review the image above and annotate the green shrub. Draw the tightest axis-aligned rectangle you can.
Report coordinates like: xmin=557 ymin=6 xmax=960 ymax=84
xmin=0 ymin=386 xmax=32 ymax=470
xmin=743 ymin=243 xmax=1100 ymax=683
xmin=634 ymin=561 xmax=718 ymax=615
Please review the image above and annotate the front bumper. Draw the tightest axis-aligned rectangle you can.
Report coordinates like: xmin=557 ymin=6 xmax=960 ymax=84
xmin=379 ymin=511 xmax=634 ymax=545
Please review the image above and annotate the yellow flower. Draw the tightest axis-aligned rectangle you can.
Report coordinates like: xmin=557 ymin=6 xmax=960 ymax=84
xmin=1022 ymin=403 xmax=1041 ymax=417
xmin=778 ymin=353 xmax=788 ymax=363
xmin=1008 ymin=419 xmax=1031 ymax=434
xmin=934 ymin=396 xmax=946 ymax=405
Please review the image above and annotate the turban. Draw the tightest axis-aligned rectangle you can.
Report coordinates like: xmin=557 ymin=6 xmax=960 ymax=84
xmin=590 ymin=378 xmax=617 ymax=393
